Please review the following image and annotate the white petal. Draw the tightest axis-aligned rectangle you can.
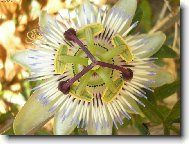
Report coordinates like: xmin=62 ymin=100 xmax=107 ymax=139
xmin=39 ymin=11 xmax=64 ymax=38
xmin=11 ymin=49 xmax=52 ymax=70
xmin=54 ymin=109 xmax=77 ymax=135
xmin=130 ymin=32 xmax=166 ymax=58
xmin=87 ymin=118 xmax=113 ymax=135
xmin=39 ymin=11 xmax=55 ymax=29
xmin=108 ymin=0 xmax=137 ymax=32
xmin=11 ymin=49 xmax=35 ymax=70
xmin=13 ymin=89 xmax=57 ymax=135
xmin=150 ymin=69 xmax=175 ymax=87
xmin=78 ymin=0 xmax=96 ymax=26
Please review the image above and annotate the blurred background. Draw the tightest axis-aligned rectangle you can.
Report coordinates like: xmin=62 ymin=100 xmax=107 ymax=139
xmin=0 ymin=0 xmax=180 ymax=135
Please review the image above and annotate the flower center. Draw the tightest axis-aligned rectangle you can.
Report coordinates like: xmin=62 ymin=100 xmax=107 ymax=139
xmin=57 ymin=24 xmax=134 ymax=103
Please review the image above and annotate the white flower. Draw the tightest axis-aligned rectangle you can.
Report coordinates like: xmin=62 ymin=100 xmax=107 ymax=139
xmin=12 ymin=0 xmax=173 ymax=135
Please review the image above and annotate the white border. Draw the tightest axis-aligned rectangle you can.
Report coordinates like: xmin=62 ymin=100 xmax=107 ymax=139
xmin=0 ymin=0 xmax=187 ymax=144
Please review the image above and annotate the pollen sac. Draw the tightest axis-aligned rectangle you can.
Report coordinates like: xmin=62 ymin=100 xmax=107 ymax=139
xmin=112 ymin=34 xmax=134 ymax=63
xmin=122 ymin=68 xmax=133 ymax=81
xmin=54 ymin=45 xmax=68 ymax=74
xmin=76 ymin=23 xmax=104 ymax=40
xmin=69 ymin=83 xmax=93 ymax=102
xmin=64 ymin=28 xmax=76 ymax=41
xmin=102 ymin=78 xmax=124 ymax=103
xmin=58 ymin=81 xmax=70 ymax=94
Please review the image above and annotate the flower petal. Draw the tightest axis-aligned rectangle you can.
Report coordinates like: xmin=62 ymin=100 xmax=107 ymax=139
xmin=122 ymin=94 xmax=144 ymax=116
xmin=13 ymin=89 xmax=57 ymax=135
xmin=53 ymin=109 xmax=77 ymax=135
xmin=109 ymin=0 xmax=137 ymax=32
xmin=78 ymin=0 xmax=96 ymax=26
xmin=140 ymin=63 xmax=174 ymax=88
xmin=11 ymin=49 xmax=34 ymax=70
xmin=130 ymin=32 xmax=166 ymax=58
xmin=150 ymin=69 xmax=174 ymax=87
xmin=87 ymin=118 xmax=113 ymax=135
xmin=11 ymin=49 xmax=52 ymax=70
xmin=39 ymin=11 xmax=54 ymax=29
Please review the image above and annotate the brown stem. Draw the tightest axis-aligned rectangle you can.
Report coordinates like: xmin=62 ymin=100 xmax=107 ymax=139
xmin=96 ymin=61 xmax=133 ymax=81
xmin=58 ymin=63 xmax=95 ymax=94
xmin=64 ymin=28 xmax=96 ymax=62
xmin=60 ymin=28 xmax=134 ymax=94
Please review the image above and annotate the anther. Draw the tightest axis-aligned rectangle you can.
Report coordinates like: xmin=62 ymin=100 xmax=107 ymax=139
xmin=64 ymin=28 xmax=77 ymax=42
xmin=58 ymin=64 xmax=95 ymax=94
xmin=64 ymin=28 xmax=96 ymax=62
xmin=122 ymin=68 xmax=133 ymax=81
xmin=58 ymin=81 xmax=70 ymax=94
xmin=96 ymin=61 xmax=133 ymax=81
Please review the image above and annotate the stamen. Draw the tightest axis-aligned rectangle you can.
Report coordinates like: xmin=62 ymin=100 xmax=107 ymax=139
xmin=58 ymin=81 xmax=70 ymax=94
xmin=60 ymin=28 xmax=134 ymax=94
xmin=96 ymin=61 xmax=133 ymax=81
xmin=64 ymin=28 xmax=77 ymax=41
xmin=58 ymin=63 xmax=94 ymax=94
xmin=122 ymin=68 xmax=133 ymax=81
xmin=64 ymin=28 xmax=96 ymax=62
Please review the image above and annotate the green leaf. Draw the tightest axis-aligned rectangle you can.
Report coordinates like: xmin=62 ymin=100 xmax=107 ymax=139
xmin=35 ymin=129 xmax=52 ymax=135
xmin=112 ymin=125 xmax=118 ymax=135
xmin=132 ymin=115 xmax=149 ymax=135
xmin=157 ymin=105 xmax=171 ymax=119
xmin=129 ymin=7 xmax=143 ymax=34
xmin=21 ymin=80 xmax=31 ymax=100
xmin=153 ymin=45 xmax=177 ymax=58
xmin=170 ymin=125 xmax=180 ymax=134
xmin=2 ymin=127 xmax=15 ymax=135
xmin=133 ymin=7 xmax=143 ymax=25
xmin=76 ymin=128 xmax=88 ymax=135
xmin=154 ymin=80 xmax=180 ymax=101
xmin=154 ymin=59 xmax=166 ymax=67
xmin=135 ymin=123 xmax=149 ymax=135
xmin=138 ymin=98 xmax=163 ymax=124
xmin=165 ymin=99 xmax=180 ymax=124
xmin=139 ymin=0 xmax=152 ymax=31
xmin=163 ymin=99 xmax=180 ymax=135
xmin=118 ymin=118 xmax=131 ymax=129
xmin=165 ymin=35 xmax=174 ymax=46
xmin=0 ymin=112 xmax=12 ymax=124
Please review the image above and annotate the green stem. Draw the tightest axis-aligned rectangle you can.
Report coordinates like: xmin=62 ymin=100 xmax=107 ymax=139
xmin=163 ymin=123 xmax=170 ymax=135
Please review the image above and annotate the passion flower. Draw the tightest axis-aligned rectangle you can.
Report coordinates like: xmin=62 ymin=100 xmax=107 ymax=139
xmin=12 ymin=0 xmax=170 ymax=135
